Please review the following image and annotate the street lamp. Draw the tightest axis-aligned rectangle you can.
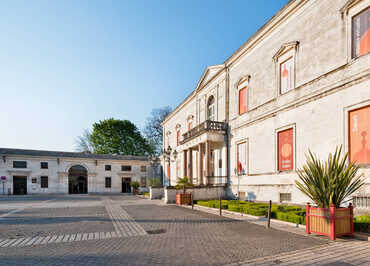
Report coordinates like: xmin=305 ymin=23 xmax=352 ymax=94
xmin=163 ymin=146 xmax=178 ymax=186
xmin=148 ymin=155 xmax=160 ymax=185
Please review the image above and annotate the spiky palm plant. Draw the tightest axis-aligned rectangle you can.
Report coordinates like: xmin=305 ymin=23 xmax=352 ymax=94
xmin=295 ymin=146 xmax=364 ymax=208
xmin=175 ymin=177 xmax=193 ymax=194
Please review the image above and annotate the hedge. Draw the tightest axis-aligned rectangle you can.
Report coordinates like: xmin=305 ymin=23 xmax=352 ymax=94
xmin=195 ymin=200 xmax=368 ymax=231
xmin=354 ymin=215 xmax=370 ymax=233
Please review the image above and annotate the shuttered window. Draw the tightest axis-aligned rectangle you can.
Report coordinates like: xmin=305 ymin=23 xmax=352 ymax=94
xmin=352 ymin=7 xmax=370 ymax=58
xmin=239 ymin=87 xmax=247 ymax=115
xmin=278 ymin=128 xmax=294 ymax=171
xmin=41 ymin=176 xmax=48 ymax=188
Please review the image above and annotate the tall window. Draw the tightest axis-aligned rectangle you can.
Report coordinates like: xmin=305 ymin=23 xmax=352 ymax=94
xmin=105 ymin=165 xmax=111 ymax=171
xmin=238 ymin=87 xmax=247 ymax=115
xmin=177 ymin=130 xmax=181 ymax=146
xmin=176 ymin=160 xmax=180 ymax=178
xmin=280 ymin=57 xmax=294 ymax=94
xmin=207 ymin=96 xmax=215 ymax=120
xmin=105 ymin=177 xmax=112 ymax=188
xmin=237 ymin=142 xmax=247 ymax=175
xmin=352 ymin=7 xmax=370 ymax=58
xmin=278 ymin=128 xmax=294 ymax=171
xmin=188 ymin=121 xmax=192 ymax=131
xmin=41 ymin=176 xmax=48 ymax=188
xmin=141 ymin=177 xmax=146 ymax=187
xmin=167 ymin=163 xmax=171 ymax=182
xmin=349 ymin=105 xmax=370 ymax=164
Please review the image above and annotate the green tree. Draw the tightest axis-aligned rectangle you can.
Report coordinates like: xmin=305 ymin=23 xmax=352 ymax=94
xmin=90 ymin=118 xmax=154 ymax=156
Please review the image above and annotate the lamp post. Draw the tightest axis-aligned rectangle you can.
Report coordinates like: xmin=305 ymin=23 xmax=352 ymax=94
xmin=163 ymin=146 xmax=178 ymax=186
xmin=148 ymin=155 xmax=160 ymax=185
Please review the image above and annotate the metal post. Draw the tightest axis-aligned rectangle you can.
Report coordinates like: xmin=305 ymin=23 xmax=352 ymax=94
xmin=219 ymin=194 xmax=222 ymax=216
xmin=267 ymin=200 xmax=271 ymax=228
xmin=306 ymin=203 xmax=310 ymax=234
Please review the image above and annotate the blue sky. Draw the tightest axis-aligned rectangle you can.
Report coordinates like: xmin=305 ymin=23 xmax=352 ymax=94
xmin=0 ymin=0 xmax=288 ymax=151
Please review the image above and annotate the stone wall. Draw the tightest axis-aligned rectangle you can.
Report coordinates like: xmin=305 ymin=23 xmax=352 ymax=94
xmin=164 ymin=186 xmax=225 ymax=204
xmin=150 ymin=186 xmax=164 ymax=199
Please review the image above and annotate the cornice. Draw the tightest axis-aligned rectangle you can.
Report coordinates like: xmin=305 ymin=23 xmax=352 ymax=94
xmin=225 ymin=0 xmax=307 ymax=68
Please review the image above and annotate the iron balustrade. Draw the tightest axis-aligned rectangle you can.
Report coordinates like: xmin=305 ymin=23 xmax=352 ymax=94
xmin=181 ymin=120 xmax=227 ymax=144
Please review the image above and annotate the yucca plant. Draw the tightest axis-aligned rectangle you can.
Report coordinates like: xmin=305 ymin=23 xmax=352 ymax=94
xmin=175 ymin=176 xmax=193 ymax=194
xmin=295 ymin=146 xmax=364 ymax=208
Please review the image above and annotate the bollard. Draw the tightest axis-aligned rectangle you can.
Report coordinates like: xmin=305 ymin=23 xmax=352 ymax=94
xmin=267 ymin=200 xmax=271 ymax=228
xmin=219 ymin=195 xmax=222 ymax=216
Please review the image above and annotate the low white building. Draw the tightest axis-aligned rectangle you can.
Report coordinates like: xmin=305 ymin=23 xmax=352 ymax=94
xmin=0 ymin=148 xmax=157 ymax=195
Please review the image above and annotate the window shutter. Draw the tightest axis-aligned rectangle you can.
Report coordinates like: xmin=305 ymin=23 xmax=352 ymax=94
xmin=239 ymin=87 xmax=247 ymax=114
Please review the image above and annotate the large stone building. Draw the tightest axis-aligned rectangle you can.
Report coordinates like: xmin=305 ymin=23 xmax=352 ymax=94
xmin=0 ymin=148 xmax=156 ymax=195
xmin=161 ymin=0 xmax=370 ymax=207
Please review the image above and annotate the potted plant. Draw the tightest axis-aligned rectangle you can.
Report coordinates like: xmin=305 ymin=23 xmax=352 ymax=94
xmin=295 ymin=146 xmax=364 ymax=240
xmin=175 ymin=177 xmax=193 ymax=205
xmin=130 ymin=181 xmax=140 ymax=195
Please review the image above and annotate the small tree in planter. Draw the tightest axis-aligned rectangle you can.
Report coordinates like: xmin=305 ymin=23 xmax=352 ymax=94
xmin=130 ymin=181 xmax=140 ymax=195
xmin=295 ymin=146 xmax=364 ymax=240
xmin=175 ymin=177 xmax=193 ymax=205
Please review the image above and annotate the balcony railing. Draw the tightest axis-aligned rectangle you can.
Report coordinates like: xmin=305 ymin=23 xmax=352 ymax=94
xmin=181 ymin=120 xmax=227 ymax=144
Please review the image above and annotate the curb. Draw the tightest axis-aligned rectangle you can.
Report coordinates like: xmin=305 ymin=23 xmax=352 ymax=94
xmin=179 ymin=204 xmax=368 ymax=241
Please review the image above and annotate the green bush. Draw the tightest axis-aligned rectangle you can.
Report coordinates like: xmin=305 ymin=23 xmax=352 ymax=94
xmin=243 ymin=206 xmax=266 ymax=216
xmin=354 ymin=215 xmax=370 ymax=233
xmin=143 ymin=192 xmax=150 ymax=197
xmin=275 ymin=211 xmax=306 ymax=225
xmin=228 ymin=204 xmax=243 ymax=212
xmin=197 ymin=201 xmax=209 ymax=207
xmin=278 ymin=205 xmax=304 ymax=212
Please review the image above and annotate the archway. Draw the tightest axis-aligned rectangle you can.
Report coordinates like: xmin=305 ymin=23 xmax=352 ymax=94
xmin=68 ymin=165 xmax=88 ymax=194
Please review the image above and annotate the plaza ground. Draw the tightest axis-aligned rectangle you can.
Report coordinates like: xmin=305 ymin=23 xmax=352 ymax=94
xmin=0 ymin=195 xmax=368 ymax=266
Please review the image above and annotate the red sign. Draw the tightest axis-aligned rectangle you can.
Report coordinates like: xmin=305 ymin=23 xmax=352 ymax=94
xmin=278 ymin=128 xmax=293 ymax=171
xmin=349 ymin=105 xmax=370 ymax=164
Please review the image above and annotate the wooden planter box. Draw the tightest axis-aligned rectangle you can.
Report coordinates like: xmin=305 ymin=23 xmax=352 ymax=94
xmin=306 ymin=203 xmax=353 ymax=240
xmin=176 ymin=193 xmax=192 ymax=205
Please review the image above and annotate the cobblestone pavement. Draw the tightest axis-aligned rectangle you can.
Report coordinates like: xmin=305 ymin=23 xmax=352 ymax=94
xmin=0 ymin=195 xmax=367 ymax=266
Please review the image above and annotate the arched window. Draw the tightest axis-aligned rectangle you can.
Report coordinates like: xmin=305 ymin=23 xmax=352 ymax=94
xmin=207 ymin=96 xmax=215 ymax=121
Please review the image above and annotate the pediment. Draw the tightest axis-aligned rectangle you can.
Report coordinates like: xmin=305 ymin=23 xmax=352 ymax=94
xmin=195 ymin=64 xmax=224 ymax=92
xmin=340 ymin=0 xmax=364 ymax=15
xmin=273 ymin=41 xmax=299 ymax=62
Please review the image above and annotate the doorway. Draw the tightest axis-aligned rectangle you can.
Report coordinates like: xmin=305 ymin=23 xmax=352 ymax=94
xmin=122 ymin=178 xmax=131 ymax=193
xmin=13 ymin=176 xmax=27 ymax=195
xmin=68 ymin=165 xmax=88 ymax=194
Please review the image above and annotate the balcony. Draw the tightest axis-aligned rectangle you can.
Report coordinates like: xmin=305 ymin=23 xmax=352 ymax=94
xmin=181 ymin=120 xmax=227 ymax=145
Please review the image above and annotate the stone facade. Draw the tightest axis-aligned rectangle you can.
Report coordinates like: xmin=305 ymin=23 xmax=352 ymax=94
xmin=0 ymin=148 xmax=156 ymax=195
xmin=162 ymin=0 xmax=370 ymax=206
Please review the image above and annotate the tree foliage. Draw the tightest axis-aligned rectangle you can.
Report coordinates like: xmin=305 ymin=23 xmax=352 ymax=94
xmin=90 ymin=118 xmax=154 ymax=156
xmin=295 ymin=146 xmax=364 ymax=208
xmin=143 ymin=106 xmax=172 ymax=155
xmin=75 ymin=129 xmax=94 ymax=153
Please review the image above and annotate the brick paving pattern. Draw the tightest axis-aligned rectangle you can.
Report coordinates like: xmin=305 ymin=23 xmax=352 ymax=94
xmin=0 ymin=195 xmax=367 ymax=266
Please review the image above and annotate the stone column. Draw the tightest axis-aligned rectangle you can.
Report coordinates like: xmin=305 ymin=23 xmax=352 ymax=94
xmin=188 ymin=149 xmax=193 ymax=184
xmin=183 ymin=150 xmax=187 ymax=178
xmin=198 ymin=143 xmax=203 ymax=185
xmin=205 ymin=141 xmax=210 ymax=185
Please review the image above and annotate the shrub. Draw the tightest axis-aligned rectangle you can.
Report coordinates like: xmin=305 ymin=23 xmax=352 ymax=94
xmin=143 ymin=192 xmax=150 ymax=197
xmin=243 ymin=206 xmax=266 ymax=216
xmin=278 ymin=205 xmax=304 ymax=212
xmin=354 ymin=215 xmax=370 ymax=233
xmin=228 ymin=204 xmax=243 ymax=212
xmin=295 ymin=146 xmax=364 ymax=208
xmin=275 ymin=211 xmax=305 ymax=225
xmin=197 ymin=201 xmax=209 ymax=207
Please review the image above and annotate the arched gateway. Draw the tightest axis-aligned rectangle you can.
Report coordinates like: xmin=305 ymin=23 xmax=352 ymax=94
xmin=68 ymin=165 xmax=88 ymax=194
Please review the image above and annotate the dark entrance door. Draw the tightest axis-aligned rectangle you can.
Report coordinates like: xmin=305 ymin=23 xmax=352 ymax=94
xmin=68 ymin=165 xmax=88 ymax=194
xmin=122 ymin=178 xmax=131 ymax=193
xmin=13 ymin=176 xmax=27 ymax=195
